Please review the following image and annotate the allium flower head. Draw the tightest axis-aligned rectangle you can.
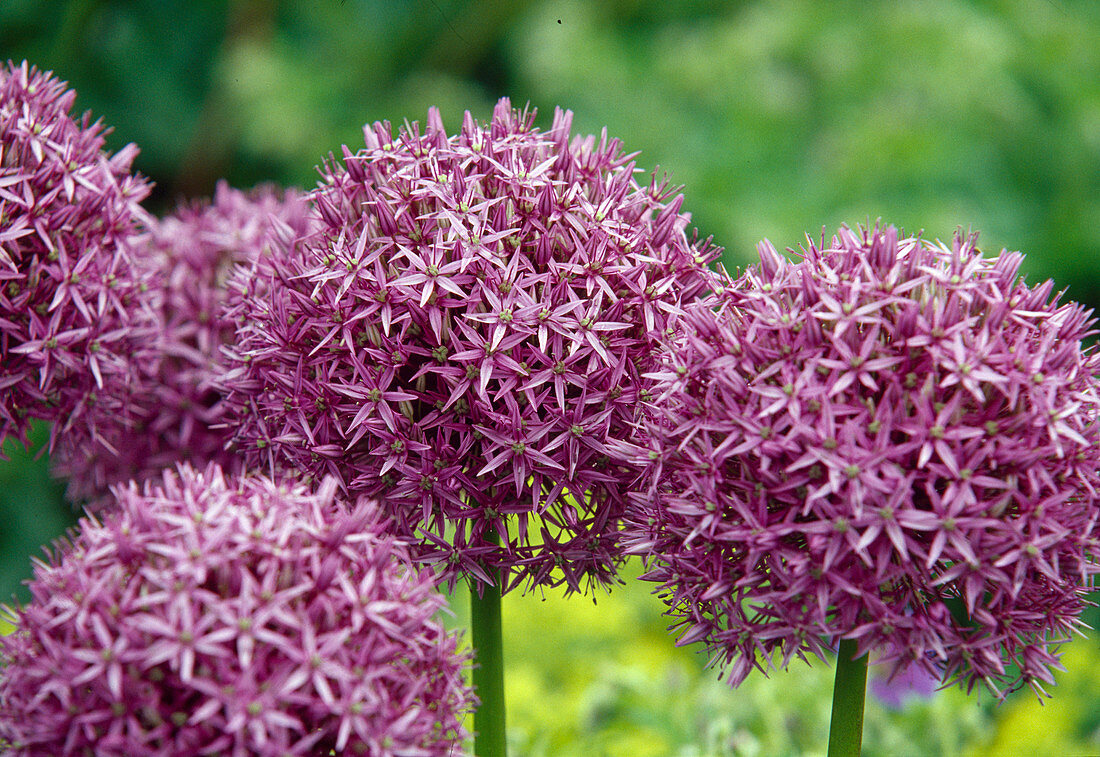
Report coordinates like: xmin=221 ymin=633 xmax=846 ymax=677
xmin=220 ymin=99 xmax=718 ymax=594
xmin=0 ymin=60 xmax=151 ymax=443
xmin=52 ymin=182 xmax=312 ymax=504
xmin=622 ymin=224 xmax=1100 ymax=697
xmin=0 ymin=464 xmax=473 ymax=756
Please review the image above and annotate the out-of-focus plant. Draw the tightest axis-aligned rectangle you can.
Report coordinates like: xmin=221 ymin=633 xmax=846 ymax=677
xmin=482 ymin=559 xmax=993 ymax=757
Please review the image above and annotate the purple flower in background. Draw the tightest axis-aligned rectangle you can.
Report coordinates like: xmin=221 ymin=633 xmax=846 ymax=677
xmin=622 ymin=225 xmax=1100 ymax=697
xmin=52 ymin=182 xmax=312 ymax=504
xmin=870 ymin=656 xmax=938 ymax=710
xmin=0 ymin=464 xmax=473 ymax=756
xmin=0 ymin=60 xmax=151 ymax=445
xmin=219 ymin=99 xmax=719 ymax=595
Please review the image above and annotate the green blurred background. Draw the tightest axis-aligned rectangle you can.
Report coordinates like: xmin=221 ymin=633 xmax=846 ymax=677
xmin=3 ymin=1 xmax=1100 ymax=754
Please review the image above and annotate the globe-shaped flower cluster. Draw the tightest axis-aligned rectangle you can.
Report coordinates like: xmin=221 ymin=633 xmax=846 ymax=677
xmin=0 ymin=465 xmax=473 ymax=756
xmin=52 ymin=182 xmax=312 ymax=504
xmin=220 ymin=99 xmax=718 ymax=594
xmin=0 ymin=60 xmax=151 ymax=444
xmin=623 ymin=225 xmax=1100 ymax=696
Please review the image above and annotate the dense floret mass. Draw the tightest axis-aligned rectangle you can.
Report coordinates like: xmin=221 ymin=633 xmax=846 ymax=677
xmin=0 ymin=465 xmax=473 ymax=755
xmin=220 ymin=99 xmax=718 ymax=594
xmin=52 ymin=182 xmax=312 ymax=504
xmin=622 ymin=225 xmax=1100 ymax=697
xmin=0 ymin=60 xmax=151 ymax=444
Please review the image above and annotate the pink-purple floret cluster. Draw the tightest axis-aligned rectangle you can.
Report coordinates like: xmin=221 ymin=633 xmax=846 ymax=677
xmin=0 ymin=61 xmax=152 ymax=447
xmin=3 ymin=55 xmax=1100 ymax=754
xmin=218 ymin=99 xmax=718 ymax=595
xmin=621 ymin=225 xmax=1100 ymax=696
xmin=53 ymin=181 xmax=312 ymax=504
xmin=0 ymin=62 xmax=476 ymax=756
xmin=0 ymin=465 xmax=472 ymax=755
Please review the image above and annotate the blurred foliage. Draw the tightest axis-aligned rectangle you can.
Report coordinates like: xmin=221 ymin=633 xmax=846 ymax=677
xmin=2 ymin=1 xmax=1098 ymax=292
xmin=966 ymin=638 xmax=1100 ymax=756
xmin=3 ymin=0 xmax=1100 ymax=753
xmin=444 ymin=561 xmax=1006 ymax=756
xmin=0 ymin=423 xmax=75 ymax=607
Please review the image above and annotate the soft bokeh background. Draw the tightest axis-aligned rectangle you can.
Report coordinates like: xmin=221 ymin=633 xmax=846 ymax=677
xmin=2 ymin=1 xmax=1100 ymax=754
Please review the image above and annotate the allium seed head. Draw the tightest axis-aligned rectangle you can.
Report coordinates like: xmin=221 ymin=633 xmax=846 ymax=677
xmin=622 ymin=224 xmax=1100 ymax=698
xmin=52 ymin=182 xmax=312 ymax=504
xmin=219 ymin=99 xmax=719 ymax=595
xmin=0 ymin=60 xmax=152 ymax=444
xmin=0 ymin=464 xmax=473 ymax=755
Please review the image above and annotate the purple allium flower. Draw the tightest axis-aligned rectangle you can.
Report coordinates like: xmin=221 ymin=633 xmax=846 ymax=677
xmin=621 ymin=225 xmax=1100 ymax=697
xmin=870 ymin=655 xmax=938 ymax=710
xmin=0 ymin=464 xmax=473 ymax=756
xmin=0 ymin=61 xmax=152 ymax=444
xmin=52 ymin=181 xmax=312 ymax=504
xmin=219 ymin=99 xmax=719 ymax=594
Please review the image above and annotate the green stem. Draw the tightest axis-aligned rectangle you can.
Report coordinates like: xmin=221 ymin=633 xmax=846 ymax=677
xmin=470 ymin=562 xmax=506 ymax=756
xmin=827 ymin=638 xmax=868 ymax=757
